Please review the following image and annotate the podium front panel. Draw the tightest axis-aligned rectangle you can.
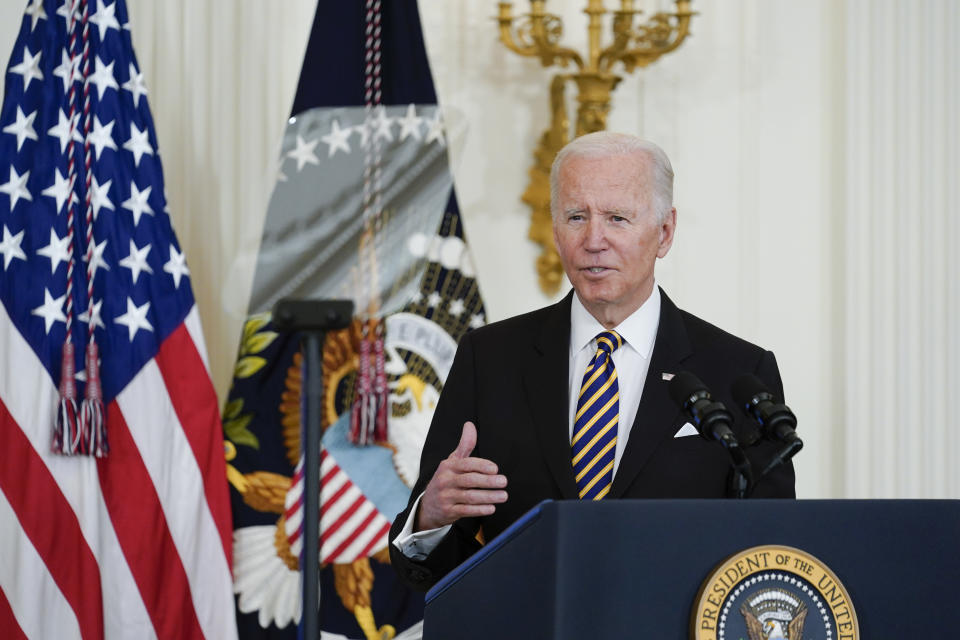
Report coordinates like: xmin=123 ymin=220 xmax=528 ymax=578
xmin=424 ymin=499 xmax=960 ymax=639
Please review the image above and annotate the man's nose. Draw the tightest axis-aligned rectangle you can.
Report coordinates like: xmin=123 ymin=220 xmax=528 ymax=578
xmin=583 ymin=217 xmax=608 ymax=250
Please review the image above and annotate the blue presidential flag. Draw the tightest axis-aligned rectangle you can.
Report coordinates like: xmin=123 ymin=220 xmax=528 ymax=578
xmin=223 ymin=2 xmax=486 ymax=639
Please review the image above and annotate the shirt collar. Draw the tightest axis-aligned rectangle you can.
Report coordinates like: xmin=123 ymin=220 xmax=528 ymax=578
xmin=569 ymin=284 xmax=661 ymax=359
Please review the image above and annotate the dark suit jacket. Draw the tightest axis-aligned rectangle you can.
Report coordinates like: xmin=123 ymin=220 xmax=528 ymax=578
xmin=389 ymin=288 xmax=795 ymax=591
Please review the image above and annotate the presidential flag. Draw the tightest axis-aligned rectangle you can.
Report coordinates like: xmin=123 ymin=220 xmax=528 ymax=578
xmin=223 ymin=2 xmax=486 ymax=638
xmin=0 ymin=1 xmax=235 ymax=638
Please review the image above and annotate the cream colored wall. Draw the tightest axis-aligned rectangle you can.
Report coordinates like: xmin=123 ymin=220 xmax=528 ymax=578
xmin=422 ymin=1 xmax=844 ymax=499
xmin=2 ymin=1 xmax=957 ymax=500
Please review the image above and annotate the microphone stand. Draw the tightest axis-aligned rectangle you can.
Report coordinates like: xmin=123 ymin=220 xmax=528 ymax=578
xmin=272 ymin=298 xmax=354 ymax=640
xmin=726 ymin=444 xmax=752 ymax=500
xmin=755 ymin=438 xmax=803 ymax=482
xmin=691 ymin=408 xmax=752 ymax=499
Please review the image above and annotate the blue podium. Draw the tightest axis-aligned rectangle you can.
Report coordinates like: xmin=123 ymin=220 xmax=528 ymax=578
xmin=424 ymin=499 xmax=960 ymax=639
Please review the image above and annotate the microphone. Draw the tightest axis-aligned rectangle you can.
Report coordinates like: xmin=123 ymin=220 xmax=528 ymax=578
xmin=730 ymin=374 xmax=802 ymax=451
xmin=668 ymin=372 xmax=740 ymax=450
xmin=669 ymin=371 xmax=752 ymax=498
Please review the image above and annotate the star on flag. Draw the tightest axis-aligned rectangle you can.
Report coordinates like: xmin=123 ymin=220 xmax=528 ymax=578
xmin=321 ymin=119 xmax=351 ymax=157
xmin=0 ymin=225 xmax=27 ymax=269
xmin=288 ymin=134 xmax=320 ymax=171
xmin=87 ymin=55 xmax=119 ymax=99
xmin=3 ymin=107 xmax=39 ymax=151
xmin=113 ymin=296 xmax=153 ymax=341
xmin=30 ymin=288 xmax=67 ymax=334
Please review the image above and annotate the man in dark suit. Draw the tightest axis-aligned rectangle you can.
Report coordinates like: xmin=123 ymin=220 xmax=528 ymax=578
xmin=389 ymin=133 xmax=794 ymax=591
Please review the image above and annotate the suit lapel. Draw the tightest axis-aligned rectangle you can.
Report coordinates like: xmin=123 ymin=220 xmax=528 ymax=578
xmin=522 ymin=292 xmax=579 ymax=499
xmin=610 ymin=289 xmax=693 ymax=498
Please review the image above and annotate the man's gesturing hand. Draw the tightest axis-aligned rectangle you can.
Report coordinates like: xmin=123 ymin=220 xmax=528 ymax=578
xmin=415 ymin=421 xmax=508 ymax=532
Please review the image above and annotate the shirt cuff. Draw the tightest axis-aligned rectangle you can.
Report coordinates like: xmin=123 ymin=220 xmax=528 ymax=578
xmin=391 ymin=492 xmax=452 ymax=560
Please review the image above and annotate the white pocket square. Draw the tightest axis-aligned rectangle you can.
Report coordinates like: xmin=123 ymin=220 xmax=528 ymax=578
xmin=674 ymin=422 xmax=699 ymax=438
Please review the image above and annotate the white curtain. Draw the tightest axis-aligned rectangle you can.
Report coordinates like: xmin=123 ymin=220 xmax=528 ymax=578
xmin=841 ymin=0 xmax=960 ymax=497
xmin=123 ymin=0 xmax=316 ymax=404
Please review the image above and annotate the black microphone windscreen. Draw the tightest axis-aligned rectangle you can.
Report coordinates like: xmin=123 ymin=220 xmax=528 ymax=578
xmin=731 ymin=373 xmax=773 ymax=408
xmin=668 ymin=371 xmax=708 ymax=407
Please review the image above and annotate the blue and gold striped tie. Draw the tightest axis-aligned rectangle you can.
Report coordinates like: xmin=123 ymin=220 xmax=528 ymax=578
xmin=572 ymin=330 xmax=623 ymax=500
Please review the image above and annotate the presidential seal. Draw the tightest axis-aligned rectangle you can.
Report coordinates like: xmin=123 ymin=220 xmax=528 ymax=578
xmin=692 ymin=545 xmax=858 ymax=640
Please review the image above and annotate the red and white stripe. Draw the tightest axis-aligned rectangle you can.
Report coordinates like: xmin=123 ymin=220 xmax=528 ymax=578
xmin=284 ymin=449 xmax=391 ymax=565
xmin=0 ymin=302 xmax=237 ymax=639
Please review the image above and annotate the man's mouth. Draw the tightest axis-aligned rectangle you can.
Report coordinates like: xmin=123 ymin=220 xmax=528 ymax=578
xmin=583 ymin=267 xmax=610 ymax=274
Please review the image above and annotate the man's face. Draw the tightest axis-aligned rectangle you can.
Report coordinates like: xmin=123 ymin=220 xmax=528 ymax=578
xmin=552 ymin=152 xmax=676 ymax=327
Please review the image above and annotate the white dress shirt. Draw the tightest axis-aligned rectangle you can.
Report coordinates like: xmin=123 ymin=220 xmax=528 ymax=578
xmin=393 ymin=286 xmax=662 ymax=560
xmin=567 ymin=285 xmax=661 ymax=476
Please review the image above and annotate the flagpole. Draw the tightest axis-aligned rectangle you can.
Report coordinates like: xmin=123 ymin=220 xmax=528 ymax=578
xmin=272 ymin=299 xmax=354 ymax=638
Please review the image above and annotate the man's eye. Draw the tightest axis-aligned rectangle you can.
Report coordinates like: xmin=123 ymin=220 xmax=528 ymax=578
xmin=568 ymin=214 xmax=584 ymax=222
xmin=611 ymin=215 xmax=626 ymax=222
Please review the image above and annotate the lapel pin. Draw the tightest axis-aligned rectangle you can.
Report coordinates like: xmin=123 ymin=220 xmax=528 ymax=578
xmin=661 ymin=372 xmax=675 ymax=381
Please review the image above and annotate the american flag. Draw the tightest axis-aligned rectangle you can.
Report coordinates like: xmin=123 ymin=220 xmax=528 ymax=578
xmin=0 ymin=1 xmax=235 ymax=638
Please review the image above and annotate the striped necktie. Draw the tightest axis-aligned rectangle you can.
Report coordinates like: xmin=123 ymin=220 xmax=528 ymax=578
xmin=572 ymin=330 xmax=623 ymax=500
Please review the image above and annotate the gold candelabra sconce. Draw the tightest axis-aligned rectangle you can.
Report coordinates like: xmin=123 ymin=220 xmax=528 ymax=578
xmin=497 ymin=0 xmax=695 ymax=294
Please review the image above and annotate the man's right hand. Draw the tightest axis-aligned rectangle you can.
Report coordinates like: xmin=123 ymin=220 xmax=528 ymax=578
xmin=415 ymin=421 xmax=508 ymax=532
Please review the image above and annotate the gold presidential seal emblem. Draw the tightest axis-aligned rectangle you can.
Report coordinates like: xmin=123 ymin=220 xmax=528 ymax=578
xmin=692 ymin=545 xmax=858 ymax=640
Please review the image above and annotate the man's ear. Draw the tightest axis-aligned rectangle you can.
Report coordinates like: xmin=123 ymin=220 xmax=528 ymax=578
xmin=657 ymin=207 xmax=677 ymax=258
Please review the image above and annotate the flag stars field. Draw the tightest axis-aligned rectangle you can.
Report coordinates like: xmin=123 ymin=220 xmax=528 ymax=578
xmin=90 ymin=0 xmax=121 ymax=40
xmin=36 ymin=229 xmax=70 ymax=274
xmin=87 ymin=55 xmax=119 ymax=99
xmin=53 ymin=50 xmax=81 ymax=90
xmin=78 ymin=298 xmax=105 ymax=330
xmin=90 ymin=176 xmax=114 ymax=219
xmin=371 ymin=105 xmax=394 ymax=143
xmin=397 ymin=104 xmax=423 ymax=141
xmin=0 ymin=225 xmax=27 ymax=269
xmin=9 ymin=46 xmax=43 ymax=90
xmin=84 ymin=238 xmax=111 ymax=278
xmin=23 ymin=0 xmax=46 ymax=31
xmin=114 ymin=297 xmax=152 ymax=341
xmin=122 ymin=62 xmax=147 ymax=106
xmin=425 ymin=109 xmax=446 ymax=147
xmin=123 ymin=123 xmax=153 ymax=166
xmin=321 ymin=119 xmax=352 ymax=156
xmin=47 ymin=109 xmax=82 ymax=153
xmin=30 ymin=288 xmax=67 ymax=334
xmin=55 ymin=1 xmax=77 ymax=23
xmin=3 ymin=107 xmax=39 ymax=151
xmin=122 ymin=181 xmax=153 ymax=225
xmin=0 ymin=167 xmax=32 ymax=210
xmin=41 ymin=168 xmax=74 ymax=214
xmin=89 ymin=116 xmax=118 ymax=158
xmin=118 ymin=239 xmax=153 ymax=284
xmin=163 ymin=244 xmax=190 ymax=288
xmin=308 ymin=103 xmax=440 ymax=167
xmin=288 ymin=134 xmax=320 ymax=171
